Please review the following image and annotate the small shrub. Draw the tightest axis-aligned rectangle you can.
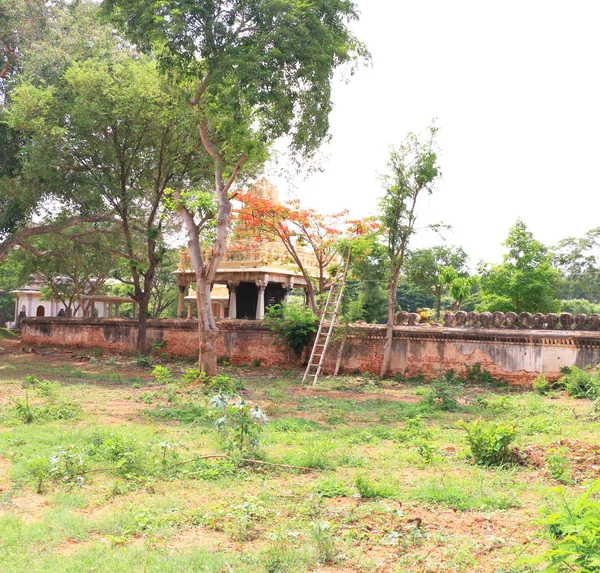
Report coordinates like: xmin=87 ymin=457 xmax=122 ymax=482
xmin=422 ymin=376 xmax=462 ymax=411
xmin=392 ymin=415 xmax=433 ymax=444
xmin=562 ymin=367 xmax=600 ymax=399
xmin=460 ymin=419 xmax=516 ymax=466
xmin=290 ymin=439 xmax=335 ymax=469
xmin=354 ymin=474 xmax=397 ymax=499
xmin=533 ymin=374 xmax=550 ymax=395
xmin=151 ymin=365 xmax=173 ymax=385
xmin=546 ymin=447 xmax=573 ymax=484
xmin=308 ymin=521 xmax=337 ymax=564
xmin=252 ymin=358 xmax=261 ymax=368
xmin=264 ymin=303 xmax=318 ymax=356
xmin=136 ymin=355 xmax=153 ymax=368
xmin=211 ymin=394 xmax=268 ymax=454
xmin=313 ymin=477 xmax=352 ymax=498
xmin=27 ymin=458 xmax=51 ymax=494
xmin=464 ymin=362 xmax=498 ymax=385
xmin=205 ymin=373 xmax=241 ymax=395
xmin=534 ymin=480 xmax=600 ymax=572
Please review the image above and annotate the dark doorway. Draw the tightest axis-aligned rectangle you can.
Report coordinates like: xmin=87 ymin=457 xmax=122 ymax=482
xmin=36 ymin=305 xmax=45 ymax=317
xmin=265 ymin=284 xmax=285 ymax=310
xmin=237 ymin=282 xmax=257 ymax=319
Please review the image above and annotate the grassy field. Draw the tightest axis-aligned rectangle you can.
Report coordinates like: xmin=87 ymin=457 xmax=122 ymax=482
xmin=1 ymin=336 xmax=599 ymax=572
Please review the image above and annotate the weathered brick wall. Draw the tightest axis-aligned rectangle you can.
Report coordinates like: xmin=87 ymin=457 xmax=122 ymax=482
xmin=20 ymin=318 xmax=600 ymax=385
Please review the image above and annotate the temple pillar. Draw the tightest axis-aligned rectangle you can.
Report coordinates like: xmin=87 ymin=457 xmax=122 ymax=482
xmin=177 ymin=285 xmax=186 ymax=318
xmin=256 ymin=281 xmax=267 ymax=320
xmin=107 ymin=303 xmax=113 ymax=318
xmin=103 ymin=302 xmax=108 ymax=318
xmin=187 ymin=302 xmax=193 ymax=319
xmin=115 ymin=304 xmax=120 ymax=318
xmin=132 ymin=304 xmax=137 ymax=319
xmin=228 ymin=281 xmax=239 ymax=319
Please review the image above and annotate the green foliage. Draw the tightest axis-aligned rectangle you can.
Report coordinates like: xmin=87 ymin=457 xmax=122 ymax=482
xmin=560 ymin=299 xmax=600 ymax=315
xmin=151 ymin=365 xmax=173 ymax=386
xmin=11 ymin=376 xmax=81 ymax=424
xmin=210 ymin=394 xmax=268 ymax=454
xmin=392 ymin=416 xmax=433 ymax=444
xmin=555 ymin=228 xmax=600 ymax=304
xmin=411 ymin=471 xmax=521 ymax=511
xmin=460 ymin=419 xmax=517 ymax=466
xmin=546 ymin=448 xmax=573 ymax=484
xmin=534 ymin=374 xmax=550 ymax=395
xmin=421 ymin=373 xmax=462 ymax=411
xmin=313 ymin=477 xmax=352 ymax=498
xmin=561 ymin=366 xmax=600 ymax=399
xmin=264 ymin=303 xmax=317 ymax=356
xmin=405 ymin=246 xmax=469 ymax=318
xmin=477 ymin=219 xmax=561 ymax=313
xmin=136 ymin=356 xmax=153 ymax=368
xmin=535 ymin=481 xmax=600 ymax=572
xmin=378 ymin=125 xmax=441 ymax=326
xmin=354 ymin=474 xmax=397 ymax=499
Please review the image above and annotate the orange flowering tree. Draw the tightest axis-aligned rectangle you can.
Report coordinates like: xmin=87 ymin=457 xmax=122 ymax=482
xmin=237 ymin=193 xmax=356 ymax=313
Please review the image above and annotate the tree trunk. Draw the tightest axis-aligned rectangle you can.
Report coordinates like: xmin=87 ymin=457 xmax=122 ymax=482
xmin=196 ymin=274 xmax=218 ymax=376
xmin=136 ymin=296 xmax=150 ymax=355
xmin=380 ymin=274 xmax=399 ymax=378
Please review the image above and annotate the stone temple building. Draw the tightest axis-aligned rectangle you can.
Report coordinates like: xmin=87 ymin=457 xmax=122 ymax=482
xmin=175 ymin=179 xmax=319 ymax=320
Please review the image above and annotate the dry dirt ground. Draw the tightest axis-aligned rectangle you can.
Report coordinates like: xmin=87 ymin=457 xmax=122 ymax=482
xmin=0 ymin=338 xmax=598 ymax=572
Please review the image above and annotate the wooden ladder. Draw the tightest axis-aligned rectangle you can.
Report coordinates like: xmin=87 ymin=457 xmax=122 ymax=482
xmin=302 ymin=258 xmax=349 ymax=386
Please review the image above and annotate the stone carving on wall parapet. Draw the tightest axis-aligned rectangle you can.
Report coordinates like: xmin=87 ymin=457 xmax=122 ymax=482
xmin=395 ymin=311 xmax=409 ymax=326
xmin=434 ymin=311 xmax=600 ymax=331
xmin=574 ymin=314 xmax=588 ymax=330
xmin=492 ymin=311 xmax=505 ymax=328
xmin=560 ymin=313 xmax=574 ymax=330
xmin=479 ymin=312 xmax=492 ymax=328
xmin=455 ymin=310 xmax=467 ymax=327
xmin=505 ymin=312 xmax=518 ymax=329
xmin=467 ymin=311 xmax=479 ymax=327
xmin=407 ymin=313 xmax=421 ymax=326
xmin=444 ymin=312 xmax=456 ymax=327
xmin=519 ymin=312 xmax=533 ymax=329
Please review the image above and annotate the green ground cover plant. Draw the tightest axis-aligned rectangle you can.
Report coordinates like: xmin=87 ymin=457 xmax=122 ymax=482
xmin=1 ymin=345 xmax=600 ymax=572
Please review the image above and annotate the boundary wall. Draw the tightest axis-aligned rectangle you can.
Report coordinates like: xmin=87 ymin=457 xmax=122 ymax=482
xmin=20 ymin=318 xmax=600 ymax=385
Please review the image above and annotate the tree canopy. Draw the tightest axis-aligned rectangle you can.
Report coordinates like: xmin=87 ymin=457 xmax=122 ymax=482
xmin=477 ymin=219 xmax=561 ymax=314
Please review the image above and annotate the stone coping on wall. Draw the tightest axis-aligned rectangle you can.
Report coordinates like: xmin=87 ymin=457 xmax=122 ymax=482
xmin=21 ymin=317 xmax=600 ymax=347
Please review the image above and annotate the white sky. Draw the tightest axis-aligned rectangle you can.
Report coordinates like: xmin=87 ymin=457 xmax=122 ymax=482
xmin=270 ymin=0 xmax=600 ymax=268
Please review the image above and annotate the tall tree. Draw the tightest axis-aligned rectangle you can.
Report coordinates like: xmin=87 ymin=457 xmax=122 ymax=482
xmin=17 ymin=232 xmax=116 ymax=317
xmin=555 ymin=228 xmax=600 ymax=303
xmin=405 ymin=246 xmax=468 ymax=318
xmin=477 ymin=219 xmax=561 ymax=314
xmin=378 ymin=125 xmax=441 ymax=378
xmin=7 ymin=44 xmax=209 ymax=351
xmin=102 ymin=0 xmax=367 ymax=374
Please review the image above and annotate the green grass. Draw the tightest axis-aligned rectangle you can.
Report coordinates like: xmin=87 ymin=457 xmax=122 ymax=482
xmin=0 ymin=327 xmax=18 ymax=340
xmin=0 ymin=348 xmax=598 ymax=572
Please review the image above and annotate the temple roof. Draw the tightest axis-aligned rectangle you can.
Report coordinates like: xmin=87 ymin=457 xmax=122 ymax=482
xmin=176 ymin=179 xmax=320 ymax=285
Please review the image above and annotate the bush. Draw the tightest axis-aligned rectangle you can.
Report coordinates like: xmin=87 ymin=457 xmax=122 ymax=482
xmin=535 ymin=481 xmax=600 ymax=572
xmin=460 ymin=419 xmax=516 ymax=466
xmin=264 ymin=303 xmax=317 ymax=356
xmin=533 ymin=374 xmax=550 ymax=395
xmin=422 ymin=374 xmax=462 ymax=411
xmin=211 ymin=394 xmax=268 ymax=454
xmin=561 ymin=367 xmax=600 ymax=399
xmin=151 ymin=365 xmax=173 ymax=385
